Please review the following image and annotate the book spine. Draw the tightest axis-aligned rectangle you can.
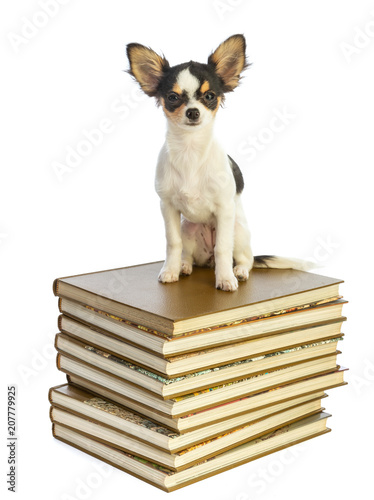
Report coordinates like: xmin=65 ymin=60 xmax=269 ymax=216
xmin=56 ymin=353 xmax=62 ymax=370
xmin=58 ymin=298 xmax=63 ymax=313
xmin=52 ymin=278 xmax=59 ymax=296
xmin=47 ymin=387 xmax=54 ymax=405
xmin=49 ymin=406 xmax=54 ymax=423
xmin=58 ymin=315 xmax=63 ymax=332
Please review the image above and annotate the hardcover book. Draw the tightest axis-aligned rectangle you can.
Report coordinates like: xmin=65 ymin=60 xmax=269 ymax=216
xmin=60 ymin=373 xmax=340 ymax=433
xmin=52 ymin=412 xmax=331 ymax=491
xmin=53 ymin=262 xmax=343 ymax=336
xmin=58 ymin=354 xmax=342 ymax=421
xmin=58 ymin=313 xmax=345 ymax=377
xmin=50 ymin=398 xmax=324 ymax=471
xmin=55 ymin=332 xmax=342 ymax=398
xmin=57 ymin=350 xmax=339 ymax=416
xmin=49 ymin=384 xmax=327 ymax=453
xmin=58 ymin=297 xmax=346 ymax=355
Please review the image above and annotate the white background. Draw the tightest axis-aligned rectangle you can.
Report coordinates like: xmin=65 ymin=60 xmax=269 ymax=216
xmin=1 ymin=0 xmax=373 ymax=498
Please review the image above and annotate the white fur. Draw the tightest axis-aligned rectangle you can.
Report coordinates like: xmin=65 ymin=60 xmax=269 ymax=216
xmin=155 ymin=104 xmax=254 ymax=291
xmin=176 ymin=68 xmax=200 ymax=98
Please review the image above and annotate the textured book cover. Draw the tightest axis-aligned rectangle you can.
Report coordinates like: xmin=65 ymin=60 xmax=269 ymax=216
xmin=53 ymin=262 xmax=343 ymax=335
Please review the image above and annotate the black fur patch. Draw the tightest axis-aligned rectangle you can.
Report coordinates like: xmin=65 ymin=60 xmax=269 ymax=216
xmin=163 ymin=90 xmax=189 ymax=113
xmin=228 ymin=155 xmax=244 ymax=194
xmin=189 ymin=62 xmax=223 ymax=111
xmin=156 ymin=61 xmax=225 ymax=112
xmin=254 ymin=256 xmax=276 ymax=267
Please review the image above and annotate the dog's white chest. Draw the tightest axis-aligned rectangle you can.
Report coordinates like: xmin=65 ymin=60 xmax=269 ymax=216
xmin=156 ymin=137 xmax=234 ymax=225
xmin=172 ymin=186 xmax=215 ymax=224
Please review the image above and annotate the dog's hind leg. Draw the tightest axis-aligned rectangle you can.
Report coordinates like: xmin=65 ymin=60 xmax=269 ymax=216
xmin=181 ymin=219 xmax=217 ymax=273
xmin=181 ymin=218 xmax=198 ymax=275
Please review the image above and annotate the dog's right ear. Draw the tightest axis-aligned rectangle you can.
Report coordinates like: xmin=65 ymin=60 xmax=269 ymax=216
xmin=126 ymin=43 xmax=170 ymax=97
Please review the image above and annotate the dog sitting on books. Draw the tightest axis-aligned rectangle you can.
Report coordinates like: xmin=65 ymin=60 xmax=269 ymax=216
xmin=126 ymin=35 xmax=310 ymax=291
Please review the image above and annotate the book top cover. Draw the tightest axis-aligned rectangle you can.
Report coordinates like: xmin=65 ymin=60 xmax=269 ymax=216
xmin=54 ymin=261 xmax=343 ymax=325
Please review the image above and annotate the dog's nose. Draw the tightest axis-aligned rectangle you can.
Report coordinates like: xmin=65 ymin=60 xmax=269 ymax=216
xmin=186 ymin=108 xmax=200 ymax=122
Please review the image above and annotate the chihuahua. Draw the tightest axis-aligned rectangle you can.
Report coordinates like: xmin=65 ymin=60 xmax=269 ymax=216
xmin=126 ymin=34 xmax=310 ymax=291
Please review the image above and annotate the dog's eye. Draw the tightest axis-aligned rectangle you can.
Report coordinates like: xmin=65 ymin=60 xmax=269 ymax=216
xmin=167 ymin=93 xmax=180 ymax=103
xmin=204 ymin=91 xmax=216 ymax=101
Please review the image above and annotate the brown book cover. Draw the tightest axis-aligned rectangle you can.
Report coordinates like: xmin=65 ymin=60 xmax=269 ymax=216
xmin=49 ymin=400 xmax=324 ymax=471
xmin=56 ymin=350 xmax=342 ymax=419
xmin=54 ymin=331 xmax=342 ymax=397
xmin=58 ymin=297 xmax=346 ymax=356
xmin=53 ymin=262 xmax=343 ymax=335
xmin=51 ymin=412 xmax=331 ymax=491
xmin=48 ymin=383 xmax=327 ymax=453
xmin=65 ymin=369 xmax=346 ymax=432
xmin=57 ymin=312 xmax=345 ymax=376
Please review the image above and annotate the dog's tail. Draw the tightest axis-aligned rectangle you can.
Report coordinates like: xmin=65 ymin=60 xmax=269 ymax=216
xmin=253 ymin=255 xmax=315 ymax=272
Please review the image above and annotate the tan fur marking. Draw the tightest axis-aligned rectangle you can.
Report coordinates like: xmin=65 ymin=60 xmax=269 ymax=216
xmin=160 ymin=97 xmax=172 ymax=119
xmin=200 ymin=80 xmax=210 ymax=94
xmin=213 ymin=96 xmax=222 ymax=115
xmin=161 ymin=97 xmax=187 ymax=123
xmin=172 ymin=82 xmax=182 ymax=94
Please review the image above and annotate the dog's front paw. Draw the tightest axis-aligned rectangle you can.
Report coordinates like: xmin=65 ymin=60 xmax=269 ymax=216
xmin=158 ymin=268 xmax=180 ymax=283
xmin=181 ymin=261 xmax=193 ymax=276
xmin=234 ymin=265 xmax=250 ymax=282
xmin=216 ymin=274 xmax=238 ymax=292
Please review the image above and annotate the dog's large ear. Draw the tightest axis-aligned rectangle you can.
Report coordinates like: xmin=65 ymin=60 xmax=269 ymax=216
xmin=208 ymin=34 xmax=248 ymax=92
xmin=126 ymin=43 xmax=170 ymax=97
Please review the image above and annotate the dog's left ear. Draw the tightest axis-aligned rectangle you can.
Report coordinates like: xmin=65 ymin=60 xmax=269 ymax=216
xmin=208 ymin=34 xmax=248 ymax=92
xmin=126 ymin=43 xmax=170 ymax=97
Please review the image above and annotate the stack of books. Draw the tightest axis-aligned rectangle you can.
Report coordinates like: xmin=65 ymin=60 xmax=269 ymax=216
xmin=49 ymin=261 xmax=347 ymax=492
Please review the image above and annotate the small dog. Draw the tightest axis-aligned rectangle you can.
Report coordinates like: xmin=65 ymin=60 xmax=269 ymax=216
xmin=127 ymin=35 xmax=310 ymax=291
